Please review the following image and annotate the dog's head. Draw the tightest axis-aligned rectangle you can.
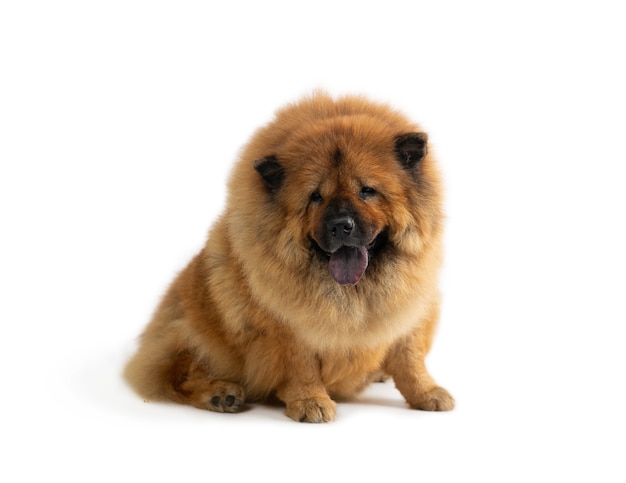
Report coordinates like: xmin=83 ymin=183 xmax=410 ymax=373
xmin=252 ymin=114 xmax=435 ymax=286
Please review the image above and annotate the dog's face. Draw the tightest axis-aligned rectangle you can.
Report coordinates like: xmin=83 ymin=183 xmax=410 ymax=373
xmin=254 ymin=118 xmax=432 ymax=286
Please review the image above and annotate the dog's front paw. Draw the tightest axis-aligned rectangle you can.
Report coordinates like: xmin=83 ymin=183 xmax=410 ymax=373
xmin=410 ymin=386 xmax=455 ymax=411
xmin=285 ymin=397 xmax=336 ymax=423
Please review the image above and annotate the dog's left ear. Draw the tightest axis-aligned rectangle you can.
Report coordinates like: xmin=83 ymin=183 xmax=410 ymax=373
xmin=395 ymin=132 xmax=428 ymax=169
xmin=254 ymin=155 xmax=284 ymax=191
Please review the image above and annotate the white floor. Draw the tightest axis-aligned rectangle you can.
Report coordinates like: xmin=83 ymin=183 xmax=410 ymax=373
xmin=2 ymin=1 xmax=624 ymax=481
xmin=7 ymin=337 xmax=623 ymax=482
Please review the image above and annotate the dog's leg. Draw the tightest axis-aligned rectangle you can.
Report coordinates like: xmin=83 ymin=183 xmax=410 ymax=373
xmin=273 ymin=351 xmax=336 ymax=423
xmin=125 ymin=339 xmax=246 ymax=413
xmin=168 ymin=351 xmax=243 ymax=412
xmin=385 ymin=304 xmax=455 ymax=411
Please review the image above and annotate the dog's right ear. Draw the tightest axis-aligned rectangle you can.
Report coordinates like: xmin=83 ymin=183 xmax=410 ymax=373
xmin=254 ymin=156 xmax=284 ymax=191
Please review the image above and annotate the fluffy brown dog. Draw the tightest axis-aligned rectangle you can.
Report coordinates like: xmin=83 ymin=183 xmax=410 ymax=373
xmin=124 ymin=93 xmax=454 ymax=422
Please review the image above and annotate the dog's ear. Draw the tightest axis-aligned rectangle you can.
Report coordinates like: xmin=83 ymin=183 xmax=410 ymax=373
xmin=254 ymin=156 xmax=284 ymax=191
xmin=394 ymin=132 xmax=428 ymax=169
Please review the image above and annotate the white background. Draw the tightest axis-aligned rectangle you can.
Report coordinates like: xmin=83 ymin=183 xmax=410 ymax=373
xmin=1 ymin=1 xmax=625 ymax=481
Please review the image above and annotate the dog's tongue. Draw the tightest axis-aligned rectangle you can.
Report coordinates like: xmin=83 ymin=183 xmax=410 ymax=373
xmin=329 ymin=246 xmax=369 ymax=285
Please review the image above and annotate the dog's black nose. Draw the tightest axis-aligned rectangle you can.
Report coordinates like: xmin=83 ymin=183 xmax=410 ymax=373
xmin=329 ymin=216 xmax=354 ymax=238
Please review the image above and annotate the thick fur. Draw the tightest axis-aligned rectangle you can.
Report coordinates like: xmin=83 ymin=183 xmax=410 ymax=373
xmin=124 ymin=93 xmax=454 ymax=422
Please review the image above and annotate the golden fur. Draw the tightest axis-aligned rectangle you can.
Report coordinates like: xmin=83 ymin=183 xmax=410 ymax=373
xmin=124 ymin=93 xmax=454 ymax=422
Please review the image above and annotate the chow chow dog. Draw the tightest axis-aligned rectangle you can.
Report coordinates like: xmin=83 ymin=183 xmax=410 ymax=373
xmin=124 ymin=93 xmax=454 ymax=422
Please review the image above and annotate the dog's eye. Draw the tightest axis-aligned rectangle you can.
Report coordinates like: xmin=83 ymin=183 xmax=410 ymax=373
xmin=310 ymin=191 xmax=323 ymax=203
xmin=359 ymin=186 xmax=377 ymax=199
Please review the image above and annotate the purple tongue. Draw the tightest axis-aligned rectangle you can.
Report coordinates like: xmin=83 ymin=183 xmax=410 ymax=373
xmin=328 ymin=246 xmax=369 ymax=285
